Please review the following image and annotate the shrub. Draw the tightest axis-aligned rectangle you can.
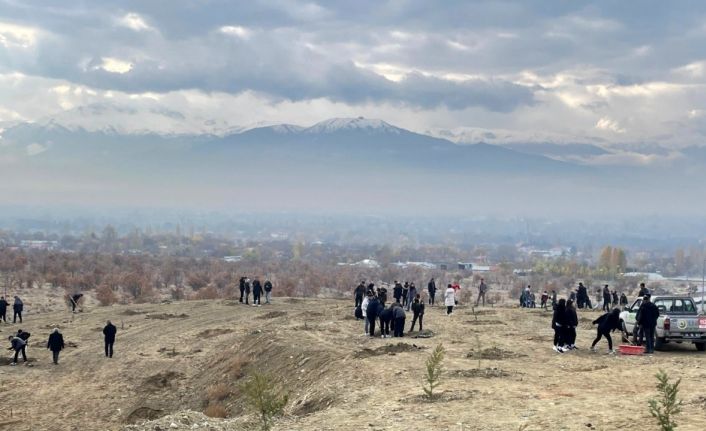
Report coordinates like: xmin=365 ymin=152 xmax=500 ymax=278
xmin=648 ymin=369 xmax=682 ymax=431
xmin=193 ymin=286 xmax=220 ymax=300
xmin=204 ymin=402 xmax=228 ymax=418
xmin=226 ymin=354 xmax=250 ymax=379
xmin=240 ymin=372 xmax=288 ymax=431
xmin=422 ymin=343 xmax=445 ymax=401
xmin=207 ymin=383 xmax=231 ymax=402
xmin=95 ymin=284 xmax=117 ymax=306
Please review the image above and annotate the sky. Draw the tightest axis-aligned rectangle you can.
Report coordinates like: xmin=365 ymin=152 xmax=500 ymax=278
xmin=2 ymin=1 xmax=706 ymax=147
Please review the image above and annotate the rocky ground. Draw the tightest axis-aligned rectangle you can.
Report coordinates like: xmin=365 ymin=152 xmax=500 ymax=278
xmin=1 ymin=289 xmax=705 ymax=431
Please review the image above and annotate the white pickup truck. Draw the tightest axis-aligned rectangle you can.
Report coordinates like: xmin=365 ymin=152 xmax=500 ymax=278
xmin=619 ymin=295 xmax=706 ymax=351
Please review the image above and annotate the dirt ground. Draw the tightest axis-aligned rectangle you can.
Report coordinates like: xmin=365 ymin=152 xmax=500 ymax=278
xmin=1 ymin=290 xmax=705 ymax=431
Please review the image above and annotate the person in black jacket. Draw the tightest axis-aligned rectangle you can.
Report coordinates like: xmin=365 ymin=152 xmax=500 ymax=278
xmin=366 ymin=295 xmax=380 ymax=337
xmin=8 ymin=335 xmax=27 ymax=365
xmin=637 ymin=295 xmax=660 ymax=353
xmin=410 ymin=294 xmax=425 ymax=332
xmin=564 ymin=300 xmax=579 ymax=350
xmin=576 ymin=283 xmax=587 ymax=309
xmin=552 ymin=299 xmax=567 ymax=353
xmin=47 ymin=328 xmax=65 ymax=364
xmin=252 ymin=278 xmax=262 ymax=306
xmin=238 ymin=277 xmax=246 ymax=303
xmin=427 ymin=278 xmax=436 ymax=306
xmin=264 ymin=280 xmax=273 ymax=304
xmin=392 ymin=303 xmax=406 ymax=337
xmin=392 ymin=282 xmax=403 ymax=304
xmin=70 ymin=293 xmax=83 ymax=313
xmin=103 ymin=320 xmax=117 ymax=358
xmin=590 ymin=308 xmax=621 ymax=353
xmin=243 ymin=278 xmax=251 ymax=305
xmin=602 ymin=285 xmax=612 ymax=312
xmin=378 ymin=286 xmax=388 ymax=307
xmin=638 ymin=283 xmax=649 ymax=298
xmin=0 ymin=296 xmax=7 ymax=323
xmin=354 ymin=282 xmax=365 ymax=307
xmin=379 ymin=305 xmax=393 ymax=338
xmin=13 ymin=296 xmax=23 ymax=323
xmin=619 ymin=293 xmax=628 ymax=307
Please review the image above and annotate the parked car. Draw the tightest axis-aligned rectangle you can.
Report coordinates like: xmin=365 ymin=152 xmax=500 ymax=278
xmin=619 ymin=295 xmax=706 ymax=351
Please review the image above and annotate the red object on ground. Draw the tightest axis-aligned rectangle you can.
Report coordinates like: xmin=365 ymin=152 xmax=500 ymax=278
xmin=618 ymin=345 xmax=644 ymax=355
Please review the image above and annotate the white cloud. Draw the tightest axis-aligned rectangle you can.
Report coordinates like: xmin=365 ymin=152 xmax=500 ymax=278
xmin=96 ymin=57 xmax=133 ymax=74
xmin=0 ymin=21 xmax=39 ymax=48
xmin=26 ymin=143 xmax=47 ymax=156
xmin=673 ymin=61 xmax=706 ymax=78
xmin=219 ymin=25 xmax=251 ymax=40
xmin=595 ymin=117 xmax=625 ymax=133
xmin=116 ymin=13 xmax=153 ymax=32
xmin=446 ymin=40 xmax=470 ymax=51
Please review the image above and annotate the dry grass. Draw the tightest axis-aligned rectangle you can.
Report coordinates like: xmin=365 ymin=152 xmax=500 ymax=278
xmin=226 ymin=354 xmax=250 ymax=379
xmin=206 ymin=383 xmax=231 ymax=402
xmin=203 ymin=402 xmax=228 ymax=418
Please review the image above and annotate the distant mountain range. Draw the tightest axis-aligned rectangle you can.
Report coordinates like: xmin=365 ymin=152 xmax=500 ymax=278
xmin=0 ymin=116 xmax=703 ymax=215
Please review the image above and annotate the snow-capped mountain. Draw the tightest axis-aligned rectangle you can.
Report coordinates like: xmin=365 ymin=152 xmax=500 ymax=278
xmin=303 ymin=117 xmax=402 ymax=134
xmin=0 ymin=115 xmax=703 ymax=215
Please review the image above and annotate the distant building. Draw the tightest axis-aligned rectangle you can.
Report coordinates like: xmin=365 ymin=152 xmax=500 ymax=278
xmin=223 ymin=256 xmax=243 ymax=263
xmin=393 ymin=261 xmax=437 ymax=269
xmin=338 ymin=259 xmax=380 ymax=268
xmin=19 ymin=240 xmax=58 ymax=250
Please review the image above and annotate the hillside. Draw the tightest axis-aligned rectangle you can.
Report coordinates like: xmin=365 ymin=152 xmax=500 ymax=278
xmin=1 ymin=290 xmax=706 ymax=430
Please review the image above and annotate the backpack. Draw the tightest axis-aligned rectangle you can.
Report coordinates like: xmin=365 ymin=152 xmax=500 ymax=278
xmin=18 ymin=331 xmax=30 ymax=341
xmin=354 ymin=306 xmax=363 ymax=320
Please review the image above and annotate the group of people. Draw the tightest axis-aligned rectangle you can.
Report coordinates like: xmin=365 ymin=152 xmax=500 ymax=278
xmin=352 ymin=278 xmax=493 ymax=338
xmin=7 ymin=320 xmax=117 ymax=366
xmin=0 ymin=296 xmax=24 ymax=323
xmin=572 ymin=283 xmax=629 ymax=311
xmin=357 ymin=289 xmax=426 ymax=338
xmin=551 ymin=282 xmax=657 ymax=354
xmin=522 ymin=283 xmax=630 ymax=312
xmin=238 ymin=277 xmax=274 ymax=306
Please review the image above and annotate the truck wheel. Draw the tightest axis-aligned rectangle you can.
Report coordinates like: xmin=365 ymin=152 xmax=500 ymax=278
xmin=696 ymin=343 xmax=706 ymax=352
xmin=655 ymin=337 xmax=665 ymax=350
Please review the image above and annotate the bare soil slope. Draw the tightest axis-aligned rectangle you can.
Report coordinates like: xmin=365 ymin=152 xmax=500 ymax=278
xmin=1 ymin=294 xmax=705 ymax=431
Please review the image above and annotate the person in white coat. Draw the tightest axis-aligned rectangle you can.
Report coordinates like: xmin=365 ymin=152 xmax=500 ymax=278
xmin=444 ymin=284 xmax=456 ymax=315
xmin=361 ymin=293 xmax=371 ymax=335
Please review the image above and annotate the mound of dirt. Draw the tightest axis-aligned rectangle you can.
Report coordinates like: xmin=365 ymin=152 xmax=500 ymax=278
xmin=146 ymin=313 xmax=189 ymax=320
xmin=465 ymin=319 xmax=505 ymax=325
xmin=403 ymin=389 xmax=478 ymax=403
xmin=196 ymin=328 xmax=234 ymax=338
xmin=125 ymin=406 xmax=165 ymax=424
xmin=255 ymin=311 xmax=287 ymax=320
xmin=449 ymin=368 xmax=510 ymax=379
xmin=354 ymin=342 xmax=426 ymax=358
xmin=143 ymin=371 xmax=183 ymax=391
xmin=470 ymin=309 xmax=498 ymax=316
xmin=571 ymin=364 xmax=608 ymax=372
xmin=122 ymin=309 xmax=148 ymax=316
xmin=122 ymin=410 xmax=240 ymax=430
xmin=466 ymin=347 xmax=526 ymax=360
xmin=412 ymin=330 xmax=435 ymax=338
xmin=292 ymin=393 xmax=337 ymax=416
